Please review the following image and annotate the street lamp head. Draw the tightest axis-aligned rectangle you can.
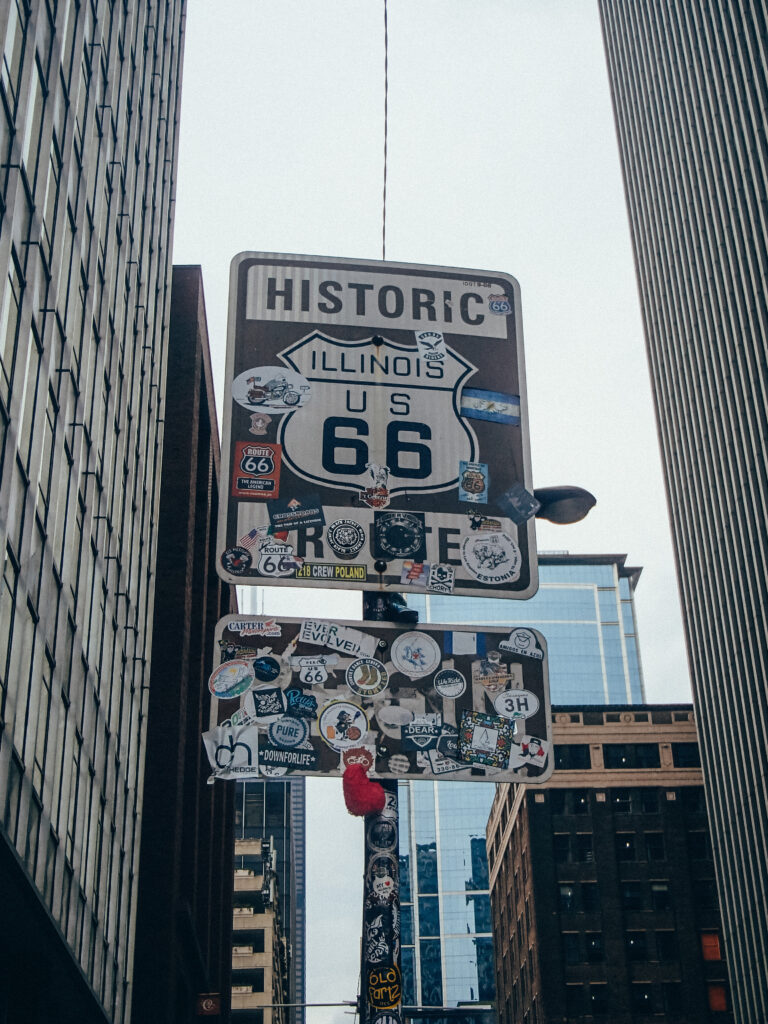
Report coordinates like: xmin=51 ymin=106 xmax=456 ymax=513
xmin=533 ymin=485 xmax=597 ymax=525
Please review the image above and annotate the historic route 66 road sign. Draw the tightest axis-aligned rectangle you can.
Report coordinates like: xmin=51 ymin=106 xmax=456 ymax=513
xmin=216 ymin=253 xmax=538 ymax=598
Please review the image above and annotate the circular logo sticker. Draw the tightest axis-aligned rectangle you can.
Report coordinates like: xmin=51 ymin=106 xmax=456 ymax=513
xmin=347 ymin=658 xmax=389 ymax=697
xmin=327 ymin=519 xmax=366 ymax=559
xmin=433 ymin=668 xmax=467 ymax=699
xmin=268 ymin=716 xmax=310 ymax=748
xmin=391 ymin=632 xmax=441 ymax=679
xmin=208 ymin=659 xmax=254 ymax=700
xmin=374 ymin=512 xmax=425 ymax=558
xmin=461 ymin=532 xmax=522 ymax=586
xmin=318 ymin=700 xmax=369 ymax=751
xmin=387 ymin=753 xmax=411 ymax=775
xmin=232 ymin=365 xmax=311 ymax=412
xmin=343 ymin=746 xmax=376 ymax=772
xmin=493 ymin=688 xmax=540 ymax=720
xmin=252 ymin=655 xmax=282 ymax=682
xmin=221 ymin=546 xmax=252 ymax=576
xmin=367 ymin=816 xmax=398 ymax=852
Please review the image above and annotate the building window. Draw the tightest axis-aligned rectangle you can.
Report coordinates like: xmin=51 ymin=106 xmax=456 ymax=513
xmin=562 ymin=931 xmax=580 ymax=964
xmin=697 ymin=879 xmax=719 ymax=909
xmin=555 ymin=744 xmax=591 ymax=770
xmin=707 ymin=984 xmax=728 ymax=1012
xmin=645 ymin=832 xmax=666 ymax=860
xmin=603 ymin=743 xmax=660 ymax=769
xmin=615 ymin=832 xmax=636 ymax=861
xmin=663 ymin=982 xmax=683 ymax=1014
xmin=639 ymin=788 xmax=659 ymax=813
xmin=553 ymin=833 xmax=569 ymax=863
xmin=565 ymin=985 xmax=585 ymax=1016
xmin=558 ymin=884 xmax=575 ymax=912
xmin=655 ymin=930 xmax=677 ymax=961
xmin=589 ymin=983 xmax=608 ymax=1015
xmin=680 ymin=786 xmax=706 ymax=813
xmin=672 ymin=742 xmax=701 ymax=768
xmin=571 ymin=789 xmax=589 ymax=814
xmin=621 ymin=882 xmax=645 ymax=911
xmin=581 ymin=882 xmax=599 ymax=913
xmin=585 ymin=932 xmax=603 ymax=962
xmin=612 ymin=788 xmax=631 ymax=812
xmin=631 ymin=983 xmax=654 ymax=1013
xmin=701 ymin=932 xmax=722 ymax=961
xmin=626 ymin=931 xmax=647 ymax=962
xmin=549 ymin=790 xmax=566 ymax=814
xmin=651 ymin=882 xmax=671 ymax=911
xmin=687 ymin=831 xmax=712 ymax=860
xmin=574 ymin=833 xmax=594 ymax=863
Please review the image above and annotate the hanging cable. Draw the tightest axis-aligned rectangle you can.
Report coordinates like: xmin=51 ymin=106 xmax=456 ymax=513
xmin=382 ymin=0 xmax=389 ymax=260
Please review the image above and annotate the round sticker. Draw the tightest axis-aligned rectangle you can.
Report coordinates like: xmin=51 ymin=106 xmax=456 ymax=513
xmin=387 ymin=753 xmax=411 ymax=775
xmin=391 ymin=632 xmax=441 ymax=679
xmin=268 ymin=716 xmax=310 ymax=748
xmin=208 ymin=659 xmax=254 ymax=700
xmin=493 ymin=688 xmax=540 ymax=720
xmin=461 ymin=532 xmax=522 ymax=586
xmin=374 ymin=512 xmax=425 ymax=558
xmin=327 ymin=519 xmax=366 ymax=559
xmin=433 ymin=668 xmax=467 ymax=699
xmin=343 ymin=746 xmax=376 ymax=772
xmin=318 ymin=700 xmax=369 ymax=751
xmin=376 ymin=705 xmax=414 ymax=732
xmin=232 ymin=365 xmax=311 ymax=412
xmin=252 ymin=655 xmax=282 ymax=682
xmin=347 ymin=658 xmax=389 ymax=697
xmin=367 ymin=816 xmax=398 ymax=852
xmin=221 ymin=546 xmax=252 ymax=576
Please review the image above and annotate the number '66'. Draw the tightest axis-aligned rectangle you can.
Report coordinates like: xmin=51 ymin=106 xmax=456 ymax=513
xmin=322 ymin=416 xmax=432 ymax=479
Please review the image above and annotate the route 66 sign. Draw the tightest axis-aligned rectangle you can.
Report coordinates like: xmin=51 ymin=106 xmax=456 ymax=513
xmin=217 ymin=254 xmax=537 ymax=598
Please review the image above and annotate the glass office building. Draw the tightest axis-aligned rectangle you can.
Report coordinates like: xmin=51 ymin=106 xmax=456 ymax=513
xmin=399 ymin=553 xmax=645 ymax=1014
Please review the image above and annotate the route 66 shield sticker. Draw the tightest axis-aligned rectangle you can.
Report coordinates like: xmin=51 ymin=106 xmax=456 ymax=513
xmin=257 ymin=542 xmax=303 ymax=577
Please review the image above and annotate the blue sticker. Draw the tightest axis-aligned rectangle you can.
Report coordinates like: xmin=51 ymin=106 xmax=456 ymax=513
xmin=285 ymin=687 xmax=319 ymax=719
xmin=460 ymin=388 xmax=520 ymax=424
xmin=497 ymin=483 xmax=540 ymax=524
xmin=458 ymin=461 xmax=489 ymax=503
xmin=268 ymin=716 xmax=310 ymax=748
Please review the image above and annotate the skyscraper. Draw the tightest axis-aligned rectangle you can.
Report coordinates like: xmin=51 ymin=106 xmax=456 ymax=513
xmin=400 ymin=553 xmax=646 ymax=1015
xmin=0 ymin=2 xmax=184 ymax=1020
xmin=598 ymin=7 xmax=768 ymax=1019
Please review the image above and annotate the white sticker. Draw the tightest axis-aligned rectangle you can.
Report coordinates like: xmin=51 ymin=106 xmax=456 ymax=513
xmin=450 ymin=631 xmax=478 ymax=655
xmin=493 ymin=688 xmax=540 ymax=720
xmin=202 ymin=724 xmax=260 ymax=779
xmin=257 ymin=542 xmax=303 ymax=577
xmin=461 ymin=531 xmax=522 ymax=585
xmin=208 ymin=659 xmax=255 ymax=700
xmin=290 ymin=654 xmax=338 ymax=685
xmin=318 ymin=700 xmax=369 ymax=751
xmin=391 ymin=631 xmax=442 ymax=679
xmin=232 ymin=365 xmax=311 ymax=412
xmin=299 ymin=619 xmax=378 ymax=658
xmin=498 ymin=627 xmax=544 ymax=659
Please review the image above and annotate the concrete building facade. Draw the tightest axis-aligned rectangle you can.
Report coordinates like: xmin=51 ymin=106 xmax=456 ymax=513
xmin=598 ymin=6 xmax=768 ymax=1019
xmin=487 ymin=705 xmax=732 ymax=1024
xmin=0 ymin=1 xmax=184 ymax=1019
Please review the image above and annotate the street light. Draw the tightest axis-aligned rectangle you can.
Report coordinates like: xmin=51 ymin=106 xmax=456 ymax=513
xmin=533 ymin=485 xmax=596 ymax=525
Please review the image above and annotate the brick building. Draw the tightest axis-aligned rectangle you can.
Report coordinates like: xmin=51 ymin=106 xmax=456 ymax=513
xmin=487 ymin=706 xmax=731 ymax=1023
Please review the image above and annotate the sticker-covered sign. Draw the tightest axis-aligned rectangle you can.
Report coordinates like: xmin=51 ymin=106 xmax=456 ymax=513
xmin=204 ymin=615 xmax=552 ymax=783
xmin=217 ymin=254 xmax=537 ymax=598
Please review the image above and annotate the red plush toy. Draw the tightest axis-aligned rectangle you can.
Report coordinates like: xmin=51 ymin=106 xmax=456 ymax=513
xmin=342 ymin=763 xmax=386 ymax=816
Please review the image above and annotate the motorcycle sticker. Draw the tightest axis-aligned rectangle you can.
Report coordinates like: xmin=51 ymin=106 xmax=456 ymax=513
xmin=231 ymin=442 xmax=281 ymax=499
xmin=220 ymin=546 xmax=253 ymax=575
xmin=232 ymin=365 xmax=311 ymax=412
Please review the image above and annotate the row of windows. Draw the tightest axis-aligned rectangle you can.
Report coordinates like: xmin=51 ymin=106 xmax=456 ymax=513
xmin=552 ymin=828 xmax=712 ymax=864
xmin=554 ymin=742 xmax=701 ymax=771
xmin=561 ymin=928 xmax=722 ymax=965
xmin=563 ymin=980 xmax=728 ymax=1016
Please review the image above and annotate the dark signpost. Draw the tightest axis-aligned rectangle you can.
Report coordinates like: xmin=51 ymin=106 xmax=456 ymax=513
xmin=208 ymin=254 xmax=577 ymax=1024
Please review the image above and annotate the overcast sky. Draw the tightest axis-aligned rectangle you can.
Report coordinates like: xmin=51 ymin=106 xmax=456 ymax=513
xmin=172 ymin=1 xmax=692 ymax=1018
